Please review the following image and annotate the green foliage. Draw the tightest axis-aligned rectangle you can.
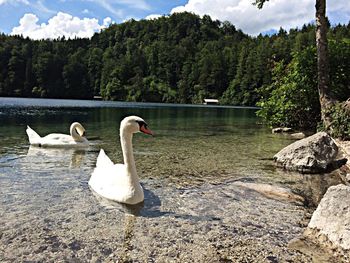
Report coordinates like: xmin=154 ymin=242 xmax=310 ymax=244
xmin=62 ymin=48 xmax=91 ymax=99
xmin=328 ymin=102 xmax=350 ymax=139
xmin=328 ymin=40 xmax=350 ymax=100
xmin=256 ymin=48 xmax=320 ymax=130
xmin=142 ymin=76 xmax=176 ymax=102
xmin=221 ymin=37 xmax=272 ymax=105
xmin=257 ymin=38 xmax=350 ymax=131
xmin=0 ymin=14 xmax=349 ymax=116
xmin=32 ymin=86 xmax=46 ymax=98
xmin=103 ymin=77 xmax=125 ymax=100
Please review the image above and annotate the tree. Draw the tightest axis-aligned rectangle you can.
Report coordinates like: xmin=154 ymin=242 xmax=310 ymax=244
xmin=256 ymin=48 xmax=320 ymax=130
xmin=62 ymin=48 xmax=91 ymax=99
xmin=315 ymin=0 xmax=334 ymax=130
xmin=88 ymin=47 xmax=103 ymax=96
xmin=1 ymin=11 xmax=348 ymax=114
xmin=34 ymin=51 xmax=64 ymax=98
xmin=221 ymin=38 xmax=271 ymax=106
xmin=104 ymin=77 xmax=125 ymax=100
xmin=254 ymin=0 xmax=336 ymax=131
xmin=20 ymin=42 xmax=35 ymax=97
xmin=8 ymin=45 xmax=25 ymax=96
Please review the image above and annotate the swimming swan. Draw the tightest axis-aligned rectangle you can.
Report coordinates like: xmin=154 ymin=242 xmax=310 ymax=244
xmin=89 ymin=116 xmax=153 ymax=205
xmin=26 ymin=122 xmax=89 ymax=148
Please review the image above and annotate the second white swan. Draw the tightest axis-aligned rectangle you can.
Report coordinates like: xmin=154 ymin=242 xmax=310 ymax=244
xmin=88 ymin=116 xmax=153 ymax=205
xmin=26 ymin=122 xmax=89 ymax=148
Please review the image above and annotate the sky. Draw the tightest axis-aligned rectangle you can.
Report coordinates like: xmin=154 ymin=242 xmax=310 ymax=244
xmin=0 ymin=0 xmax=349 ymax=39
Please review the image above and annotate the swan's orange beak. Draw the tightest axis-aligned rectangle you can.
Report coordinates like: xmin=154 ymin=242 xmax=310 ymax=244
xmin=140 ymin=125 xmax=154 ymax=136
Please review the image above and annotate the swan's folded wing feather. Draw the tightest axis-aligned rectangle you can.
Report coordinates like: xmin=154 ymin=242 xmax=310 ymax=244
xmin=89 ymin=161 xmax=129 ymax=201
xmin=96 ymin=149 xmax=114 ymax=168
xmin=26 ymin=126 xmax=41 ymax=145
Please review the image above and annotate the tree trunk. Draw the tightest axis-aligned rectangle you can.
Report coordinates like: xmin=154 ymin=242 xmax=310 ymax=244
xmin=315 ymin=0 xmax=334 ymax=130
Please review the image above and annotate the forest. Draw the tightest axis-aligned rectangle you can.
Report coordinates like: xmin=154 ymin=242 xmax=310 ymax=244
xmin=0 ymin=12 xmax=349 ymax=130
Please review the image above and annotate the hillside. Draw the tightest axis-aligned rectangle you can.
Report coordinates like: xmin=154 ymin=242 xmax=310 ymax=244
xmin=0 ymin=12 xmax=349 ymax=105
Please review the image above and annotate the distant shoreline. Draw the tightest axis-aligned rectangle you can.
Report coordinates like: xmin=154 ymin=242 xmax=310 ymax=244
xmin=0 ymin=97 xmax=260 ymax=110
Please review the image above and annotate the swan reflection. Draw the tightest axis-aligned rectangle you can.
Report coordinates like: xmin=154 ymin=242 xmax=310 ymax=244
xmin=26 ymin=145 xmax=86 ymax=168
xmin=90 ymin=186 xmax=169 ymax=218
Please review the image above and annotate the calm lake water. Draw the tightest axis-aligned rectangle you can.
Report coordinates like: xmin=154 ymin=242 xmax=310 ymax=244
xmin=0 ymin=97 xmax=342 ymax=262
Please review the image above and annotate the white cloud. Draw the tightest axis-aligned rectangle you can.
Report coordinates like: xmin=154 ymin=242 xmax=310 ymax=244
xmin=82 ymin=9 xmax=90 ymax=14
xmin=145 ymin=14 xmax=162 ymax=20
xmin=102 ymin=17 xmax=112 ymax=27
xmin=170 ymin=0 xmax=350 ymax=35
xmin=12 ymin=13 xmax=40 ymax=33
xmin=0 ymin=0 xmax=29 ymax=5
xmin=11 ymin=12 xmax=110 ymax=40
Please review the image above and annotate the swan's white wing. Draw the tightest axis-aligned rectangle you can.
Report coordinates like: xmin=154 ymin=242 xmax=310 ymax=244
xmin=89 ymin=164 xmax=129 ymax=196
xmin=90 ymin=149 xmax=125 ymax=188
xmin=39 ymin=133 xmax=88 ymax=147
xmin=96 ymin=149 xmax=114 ymax=168
xmin=26 ymin=126 xmax=42 ymax=145
xmin=89 ymin=149 xmax=139 ymax=202
xmin=42 ymin=134 xmax=73 ymax=144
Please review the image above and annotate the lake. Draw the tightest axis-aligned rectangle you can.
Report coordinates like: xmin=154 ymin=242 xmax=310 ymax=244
xmin=0 ymin=97 xmax=342 ymax=262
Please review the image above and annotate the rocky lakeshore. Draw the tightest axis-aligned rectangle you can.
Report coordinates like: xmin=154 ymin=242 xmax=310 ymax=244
xmin=302 ymin=139 xmax=350 ymax=260
xmin=272 ymin=132 xmax=350 ymax=261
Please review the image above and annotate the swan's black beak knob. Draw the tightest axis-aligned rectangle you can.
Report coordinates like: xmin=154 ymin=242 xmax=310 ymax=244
xmin=140 ymin=125 xmax=154 ymax=136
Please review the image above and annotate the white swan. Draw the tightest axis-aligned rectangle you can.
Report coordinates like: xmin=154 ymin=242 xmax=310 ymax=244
xmin=26 ymin=122 xmax=89 ymax=148
xmin=89 ymin=116 xmax=153 ymax=205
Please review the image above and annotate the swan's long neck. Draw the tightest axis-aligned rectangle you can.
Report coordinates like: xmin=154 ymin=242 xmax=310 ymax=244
xmin=70 ymin=124 xmax=83 ymax=142
xmin=120 ymin=129 xmax=139 ymax=183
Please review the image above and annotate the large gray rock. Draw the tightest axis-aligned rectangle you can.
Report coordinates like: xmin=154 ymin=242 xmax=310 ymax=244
xmin=274 ymin=132 xmax=338 ymax=173
xmin=305 ymin=184 xmax=350 ymax=255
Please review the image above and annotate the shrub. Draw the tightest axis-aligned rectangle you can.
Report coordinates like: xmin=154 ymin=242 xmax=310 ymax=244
xmin=328 ymin=102 xmax=350 ymax=139
xmin=257 ymin=39 xmax=350 ymax=132
xmin=256 ymin=47 xmax=320 ymax=130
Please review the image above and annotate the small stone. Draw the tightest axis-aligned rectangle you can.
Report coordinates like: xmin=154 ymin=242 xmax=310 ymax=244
xmin=272 ymin=127 xmax=293 ymax=133
xmin=290 ymin=132 xmax=306 ymax=140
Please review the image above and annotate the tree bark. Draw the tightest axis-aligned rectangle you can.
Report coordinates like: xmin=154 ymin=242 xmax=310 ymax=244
xmin=315 ymin=0 xmax=334 ymax=130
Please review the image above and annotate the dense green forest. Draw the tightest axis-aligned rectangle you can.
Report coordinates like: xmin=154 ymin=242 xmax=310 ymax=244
xmin=0 ymin=12 xmax=349 ymax=110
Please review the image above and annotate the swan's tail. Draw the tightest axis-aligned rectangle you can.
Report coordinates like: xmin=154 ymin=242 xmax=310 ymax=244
xmin=96 ymin=149 xmax=114 ymax=168
xmin=26 ymin=126 xmax=41 ymax=145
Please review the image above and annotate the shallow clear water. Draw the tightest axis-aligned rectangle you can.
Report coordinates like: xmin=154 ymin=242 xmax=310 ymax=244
xmin=0 ymin=98 xmax=342 ymax=262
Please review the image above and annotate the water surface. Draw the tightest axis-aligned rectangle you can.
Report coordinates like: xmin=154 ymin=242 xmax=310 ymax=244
xmin=0 ymin=98 xmax=342 ymax=262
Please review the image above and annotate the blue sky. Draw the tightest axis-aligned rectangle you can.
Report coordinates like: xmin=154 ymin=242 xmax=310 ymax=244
xmin=0 ymin=0 xmax=187 ymax=33
xmin=0 ymin=0 xmax=349 ymax=39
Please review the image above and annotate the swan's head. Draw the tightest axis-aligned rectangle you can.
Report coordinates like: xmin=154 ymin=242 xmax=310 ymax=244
xmin=71 ymin=122 xmax=86 ymax=137
xmin=121 ymin=116 xmax=153 ymax=136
